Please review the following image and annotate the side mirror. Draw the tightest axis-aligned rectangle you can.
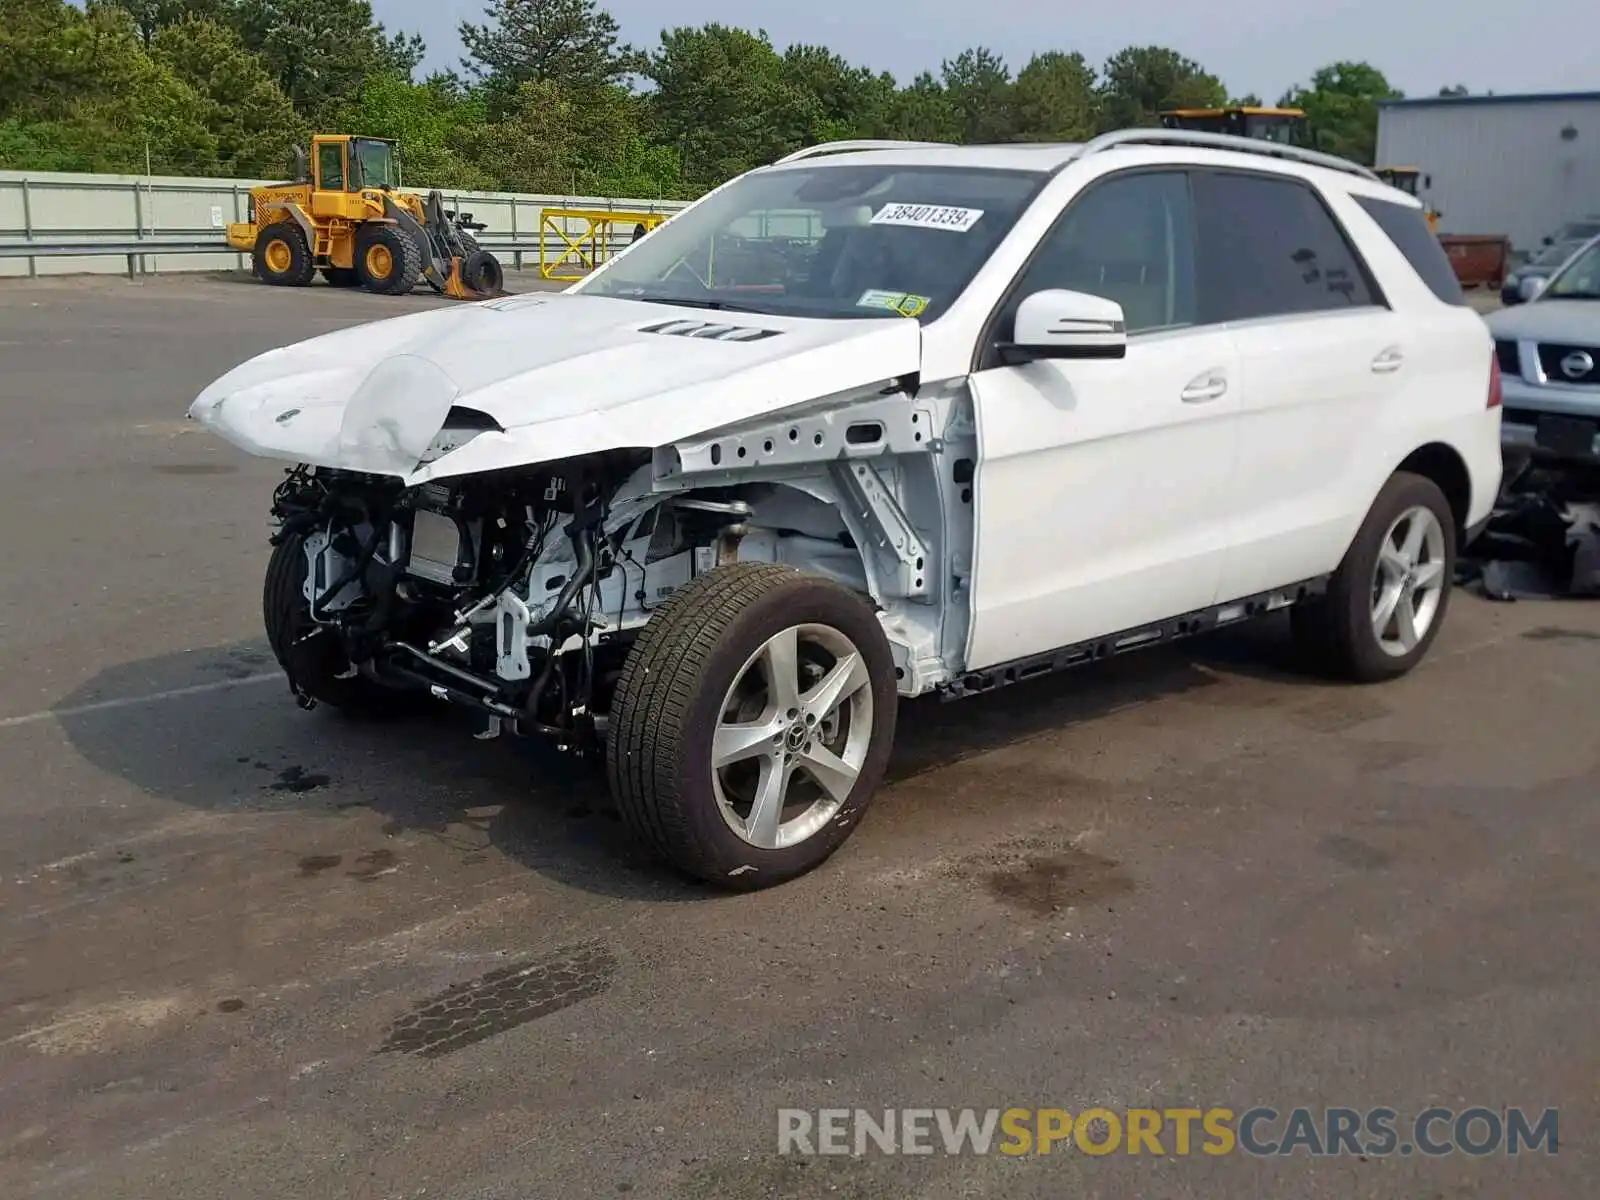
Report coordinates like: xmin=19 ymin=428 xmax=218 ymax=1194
xmin=998 ymin=289 xmax=1127 ymax=365
xmin=1542 ymin=236 xmax=1555 ymax=246
xmin=1521 ymin=276 xmax=1547 ymax=302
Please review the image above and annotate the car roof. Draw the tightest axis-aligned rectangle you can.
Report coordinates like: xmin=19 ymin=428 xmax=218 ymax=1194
xmin=762 ymin=143 xmax=1088 ymax=174
xmin=758 ymin=132 xmax=1389 ymax=195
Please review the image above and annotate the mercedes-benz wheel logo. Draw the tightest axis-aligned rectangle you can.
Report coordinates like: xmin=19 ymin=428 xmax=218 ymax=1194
xmin=1560 ymin=350 xmax=1595 ymax=380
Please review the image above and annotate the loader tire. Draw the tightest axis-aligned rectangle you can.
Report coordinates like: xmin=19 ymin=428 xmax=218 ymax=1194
xmin=321 ymin=266 xmax=361 ymax=287
xmin=253 ymin=223 xmax=314 ymax=287
xmin=606 ymin=563 xmax=898 ymax=891
xmin=355 ymin=224 xmax=422 ymax=296
xmin=460 ymin=248 xmax=504 ymax=296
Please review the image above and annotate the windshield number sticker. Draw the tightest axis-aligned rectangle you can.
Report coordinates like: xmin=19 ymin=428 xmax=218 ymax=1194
xmin=857 ymin=289 xmax=930 ymax=317
xmin=869 ymin=203 xmax=985 ymax=233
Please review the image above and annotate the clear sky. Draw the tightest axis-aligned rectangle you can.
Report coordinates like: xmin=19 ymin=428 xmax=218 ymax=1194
xmin=378 ymin=0 xmax=1594 ymax=101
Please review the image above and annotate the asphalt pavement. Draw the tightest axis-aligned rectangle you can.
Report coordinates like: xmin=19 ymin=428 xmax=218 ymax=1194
xmin=0 ymin=272 xmax=1595 ymax=1199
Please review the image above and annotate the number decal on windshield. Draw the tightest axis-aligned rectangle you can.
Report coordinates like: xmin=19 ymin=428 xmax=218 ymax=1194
xmin=869 ymin=204 xmax=985 ymax=233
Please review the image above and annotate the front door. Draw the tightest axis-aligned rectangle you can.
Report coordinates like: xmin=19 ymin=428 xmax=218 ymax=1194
xmin=965 ymin=169 xmax=1242 ymax=671
xmin=311 ymin=141 xmax=348 ymax=221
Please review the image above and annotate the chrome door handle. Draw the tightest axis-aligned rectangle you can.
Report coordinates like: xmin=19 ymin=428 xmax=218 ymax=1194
xmin=1371 ymin=346 xmax=1404 ymax=373
xmin=1180 ymin=371 xmax=1228 ymax=403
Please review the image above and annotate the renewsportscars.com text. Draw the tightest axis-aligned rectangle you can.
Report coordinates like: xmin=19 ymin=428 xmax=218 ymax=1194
xmin=777 ymin=1106 xmax=1559 ymax=1158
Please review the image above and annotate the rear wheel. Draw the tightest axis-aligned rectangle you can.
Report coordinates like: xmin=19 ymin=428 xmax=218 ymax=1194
xmin=354 ymin=224 xmax=422 ymax=295
xmin=1290 ymin=471 xmax=1457 ymax=682
xmin=252 ymin=223 xmax=314 ymax=286
xmin=263 ymin=533 xmax=424 ymax=716
xmin=606 ymin=563 xmax=898 ymax=890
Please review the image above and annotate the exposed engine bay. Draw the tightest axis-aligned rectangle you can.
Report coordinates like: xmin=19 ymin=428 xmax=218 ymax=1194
xmin=269 ymin=452 xmax=875 ymax=744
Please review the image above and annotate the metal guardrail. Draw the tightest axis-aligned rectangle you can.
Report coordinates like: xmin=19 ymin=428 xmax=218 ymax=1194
xmin=0 ymin=239 xmax=231 ymax=279
xmin=0 ymin=173 xmax=689 ymax=278
xmin=0 ymin=235 xmax=631 ymax=280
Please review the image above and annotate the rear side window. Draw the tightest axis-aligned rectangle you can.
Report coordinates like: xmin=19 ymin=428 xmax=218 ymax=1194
xmin=1193 ymin=171 xmax=1379 ymax=322
xmin=1353 ymin=194 xmax=1467 ymax=305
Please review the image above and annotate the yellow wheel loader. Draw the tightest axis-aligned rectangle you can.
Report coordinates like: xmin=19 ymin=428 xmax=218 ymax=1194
xmin=228 ymin=135 xmax=504 ymax=300
xmin=1159 ymin=106 xmax=1313 ymax=146
xmin=1374 ymin=166 xmax=1442 ymax=232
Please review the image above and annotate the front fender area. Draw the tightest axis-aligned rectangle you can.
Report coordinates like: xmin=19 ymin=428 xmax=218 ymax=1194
xmin=631 ymin=380 xmax=978 ymax=697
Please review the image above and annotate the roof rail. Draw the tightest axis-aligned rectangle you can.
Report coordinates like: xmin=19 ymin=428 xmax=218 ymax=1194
xmin=773 ymin=139 xmax=956 ymax=165
xmin=1076 ymin=128 xmax=1381 ymax=182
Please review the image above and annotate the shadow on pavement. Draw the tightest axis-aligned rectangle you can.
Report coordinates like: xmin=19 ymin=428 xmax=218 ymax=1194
xmin=52 ymin=620 xmax=1317 ymax=899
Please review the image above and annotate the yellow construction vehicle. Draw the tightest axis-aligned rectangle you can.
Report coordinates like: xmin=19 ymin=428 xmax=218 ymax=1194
xmin=1159 ymin=105 xmax=1312 ymax=146
xmin=1374 ymin=166 xmax=1442 ymax=231
xmin=227 ymin=134 xmax=504 ymax=300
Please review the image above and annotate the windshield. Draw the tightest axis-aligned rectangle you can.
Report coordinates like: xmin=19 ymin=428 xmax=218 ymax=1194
xmin=351 ymin=139 xmax=396 ymax=189
xmin=1530 ymin=239 xmax=1583 ymax=267
xmin=573 ymin=163 xmax=1048 ymax=322
xmin=1250 ymin=120 xmax=1297 ymax=144
xmin=1542 ymin=238 xmax=1600 ymax=300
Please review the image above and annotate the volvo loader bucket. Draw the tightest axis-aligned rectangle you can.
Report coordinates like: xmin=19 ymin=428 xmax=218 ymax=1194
xmin=384 ymin=189 xmax=507 ymax=301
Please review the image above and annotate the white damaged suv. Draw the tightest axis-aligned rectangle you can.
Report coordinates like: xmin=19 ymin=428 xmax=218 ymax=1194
xmin=190 ymin=130 xmax=1504 ymax=889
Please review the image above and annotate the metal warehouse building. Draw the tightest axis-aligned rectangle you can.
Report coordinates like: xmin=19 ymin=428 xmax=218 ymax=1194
xmin=1376 ymin=90 xmax=1600 ymax=252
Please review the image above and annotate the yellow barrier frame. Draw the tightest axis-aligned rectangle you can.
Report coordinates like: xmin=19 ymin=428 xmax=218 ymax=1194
xmin=539 ymin=208 xmax=668 ymax=281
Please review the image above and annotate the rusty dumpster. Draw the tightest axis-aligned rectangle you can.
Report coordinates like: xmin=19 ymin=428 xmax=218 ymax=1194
xmin=1438 ymin=234 xmax=1512 ymax=289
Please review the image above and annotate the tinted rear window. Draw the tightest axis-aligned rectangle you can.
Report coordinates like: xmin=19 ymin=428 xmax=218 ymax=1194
xmin=1354 ymin=195 xmax=1466 ymax=305
xmin=1192 ymin=171 xmax=1378 ymax=322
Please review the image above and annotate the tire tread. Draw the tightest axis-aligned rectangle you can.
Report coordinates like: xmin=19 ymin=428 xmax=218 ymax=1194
xmin=356 ymin=224 xmax=423 ymax=295
xmin=253 ymin=222 xmax=314 ymax=286
xmin=1292 ymin=470 xmax=1456 ymax=683
xmin=607 ymin=562 xmax=808 ymax=878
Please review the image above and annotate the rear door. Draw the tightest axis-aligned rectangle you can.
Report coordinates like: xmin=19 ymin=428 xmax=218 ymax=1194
xmin=1191 ymin=169 xmax=1404 ymax=601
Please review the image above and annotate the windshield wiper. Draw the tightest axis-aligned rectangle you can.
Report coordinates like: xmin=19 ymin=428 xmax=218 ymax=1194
xmin=630 ymin=295 xmax=772 ymax=315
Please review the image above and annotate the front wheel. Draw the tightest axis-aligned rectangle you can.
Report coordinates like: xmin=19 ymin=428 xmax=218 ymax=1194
xmin=1290 ymin=471 xmax=1457 ymax=682
xmin=354 ymin=223 xmax=423 ymax=296
xmin=606 ymin=563 xmax=899 ymax=890
xmin=263 ymin=533 xmax=425 ymax=716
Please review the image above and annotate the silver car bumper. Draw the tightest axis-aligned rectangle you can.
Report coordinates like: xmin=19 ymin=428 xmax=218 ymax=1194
xmin=1501 ymin=376 xmax=1600 ymax=466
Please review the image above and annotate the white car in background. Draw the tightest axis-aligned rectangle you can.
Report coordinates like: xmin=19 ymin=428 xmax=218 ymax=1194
xmin=189 ymin=130 xmax=1503 ymax=890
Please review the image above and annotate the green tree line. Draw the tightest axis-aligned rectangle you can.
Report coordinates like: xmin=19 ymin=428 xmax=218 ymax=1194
xmin=0 ymin=0 xmax=1416 ymax=197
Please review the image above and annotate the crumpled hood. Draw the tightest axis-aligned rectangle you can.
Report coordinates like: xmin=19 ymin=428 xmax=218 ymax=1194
xmin=187 ymin=292 xmax=923 ymax=483
xmin=1485 ymin=298 xmax=1600 ymax=344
